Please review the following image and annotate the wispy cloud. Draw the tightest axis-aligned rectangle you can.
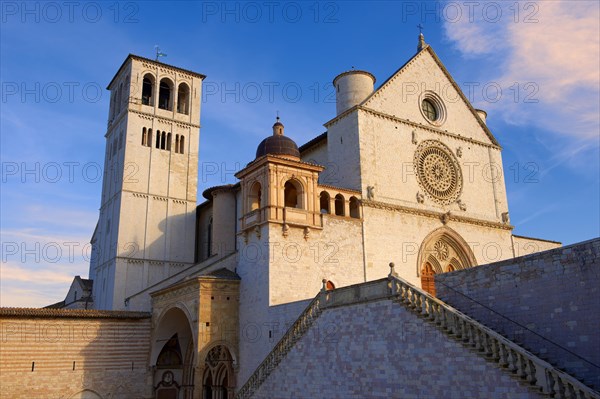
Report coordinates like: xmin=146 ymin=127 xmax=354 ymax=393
xmin=444 ymin=0 xmax=600 ymax=142
xmin=0 ymin=261 xmax=85 ymax=307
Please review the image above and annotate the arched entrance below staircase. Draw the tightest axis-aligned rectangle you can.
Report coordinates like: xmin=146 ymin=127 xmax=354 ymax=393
xmin=417 ymin=227 xmax=477 ymax=297
xmin=152 ymin=306 xmax=196 ymax=399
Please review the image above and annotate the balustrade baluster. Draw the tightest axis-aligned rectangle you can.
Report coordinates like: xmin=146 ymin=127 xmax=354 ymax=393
xmin=524 ymin=359 xmax=536 ymax=384
xmin=553 ymin=374 xmax=565 ymax=398
xmin=507 ymin=349 xmax=517 ymax=372
xmin=490 ymin=338 xmax=499 ymax=361
xmin=515 ymin=353 xmax=526 ymax=378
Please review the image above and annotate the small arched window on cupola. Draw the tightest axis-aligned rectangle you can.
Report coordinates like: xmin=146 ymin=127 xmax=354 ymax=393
xmin=249 ymin=181 xmax=262 ymax=211
xmin=142 ymin=74 xmax=154 ymax=106
xmin=177 ymin=83 xmax=190 ymax=115
xmin=319 ymin=191 xmax=330 ymax=214
xmin=349 ymin=196 xmax=360 ymax=218
xmin=284 ymin=180 xmax=303 ymax=209
xmin=334 ymin=194 xmax=345 ymax=216
xmin=158 ymin=78 xmax=173 ymax=110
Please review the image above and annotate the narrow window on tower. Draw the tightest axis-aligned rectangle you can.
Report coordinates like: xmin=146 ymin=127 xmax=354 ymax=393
xmin=142 ymin=127 xmax=147 ymax=146
xmin=179 ymin=136 xmax=185 ymax=154
xmin=147 ymin=129 xmax=153 ymax=148
xmin=155 ymin=130 xmax=161 ymax=149
xmin=118 ymin=131 xmax=124 ymax=150
xmin=167 ymin=133 xmax=172 ymax=151
xmin=207 ymin=217 xmax=213 ymax=258
xmin=115 ymin=84 xmax=122 ymax=114
xmin=161 ymin=131 xmax=166 ymax=150
xmin=175 ymin=134 xmax=180 ymax=153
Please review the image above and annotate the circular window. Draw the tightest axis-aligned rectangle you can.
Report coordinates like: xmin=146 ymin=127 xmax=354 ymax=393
xmin=414 ymin=140 xmax=462 ymax=205
xmin=419 ymin=91 xmax=446 ymax=126
xmin=422 ymin=99 xmax=438 ymax=121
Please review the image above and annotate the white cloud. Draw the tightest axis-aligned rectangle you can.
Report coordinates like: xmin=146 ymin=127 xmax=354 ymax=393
xmin=444 ymin=0 xmax=600 ymax=142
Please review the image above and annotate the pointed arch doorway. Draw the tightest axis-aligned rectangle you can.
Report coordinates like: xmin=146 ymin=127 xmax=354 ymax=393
xmin=417 ymin=227 xmax=477 ymax=297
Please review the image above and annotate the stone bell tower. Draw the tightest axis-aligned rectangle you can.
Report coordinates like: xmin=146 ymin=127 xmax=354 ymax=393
xmin=90 ymin=54 xmax=205 ymax=310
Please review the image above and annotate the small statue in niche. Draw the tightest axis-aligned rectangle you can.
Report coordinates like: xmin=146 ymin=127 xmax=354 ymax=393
xmin=457 ymin=147 xmax=463 ymax=158
xmin=367 ymin=186 xmax=376 ymax=200
xmin=303 ymin=227 xmax=310 ymax=240
xmin=412 ymin=130 xmax=418 ymax=145
xmin=416 ymin=192 xmax=425 ymax=204
xmin=282 ymin=223 xmax=289 ymax=238
xmin=441 ymin=211 xmax=452 ymax=225
xmin=457 ymin=199 xmax=467 ymax=211
xmin=502 ymin=212 xmax=510 ymax=224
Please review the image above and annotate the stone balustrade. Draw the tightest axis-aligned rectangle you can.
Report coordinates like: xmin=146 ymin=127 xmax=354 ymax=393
xmin=390 ymin=274 xmax=600 ymax=399
xmin=235 ymin=269 xmax=600 ymax=399
xmin=235 ymin=294 xmax=323 ymax=399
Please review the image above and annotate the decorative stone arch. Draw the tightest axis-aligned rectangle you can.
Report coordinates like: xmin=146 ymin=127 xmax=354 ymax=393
xmin=349 ymin=196 xmax=360 ymax=218
xmin=177 ymin=82 xmax=190 ymax=114
xmin=248 ymin=180 xmax=262 ymax=211
xmin=142 ymin=72 xmax=155 ymax=106
xmin=69 ymin=389 xmax=103 ymax=399
xmin=416 ymin=227 xmax=477 ymax=295
xmin=334 ymin=194 xmax=345 ymax=216
xmin=283 ymin=177 xmax=305 ymax=209
xmin=158 ymin=77 xmax=174 ymax=110
xmin=199 ymin=343 xmax=236 ymax=399
xmin=319 ymin=191 xmax=330 ymax=214
xmin=151 ymin=304 xmax=196 ymax=398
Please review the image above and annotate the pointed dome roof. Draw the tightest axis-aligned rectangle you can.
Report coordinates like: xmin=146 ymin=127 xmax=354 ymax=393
xmin=255 ymin=118 xmax=300 ymax=159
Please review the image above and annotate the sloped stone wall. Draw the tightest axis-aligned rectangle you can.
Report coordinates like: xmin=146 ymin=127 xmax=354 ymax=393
xmin=252 ymin=299 xmax=544 ymax=399
xmin=436 ymin=238 xmax=600 ymax=390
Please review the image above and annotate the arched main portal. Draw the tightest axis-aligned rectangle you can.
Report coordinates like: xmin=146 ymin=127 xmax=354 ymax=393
xmin=202 ymin=345 xmax=235 ymax=399
xmin=417 ymin=227 xmax=477 ymax=297
xmin=152 ymin=306 xmax=195 ymax=399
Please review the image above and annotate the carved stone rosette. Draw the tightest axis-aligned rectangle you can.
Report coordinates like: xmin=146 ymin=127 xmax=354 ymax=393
xmin=414 ymin=140 xmax=463 ymax=205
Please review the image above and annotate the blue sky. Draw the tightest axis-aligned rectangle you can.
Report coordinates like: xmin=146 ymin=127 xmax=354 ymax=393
xmin=1 ymin=1 xmax=599 ymax=307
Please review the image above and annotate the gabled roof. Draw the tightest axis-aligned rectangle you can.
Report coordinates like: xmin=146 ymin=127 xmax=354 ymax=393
xmin=203 ymin=268 xmax=241 ymax=280
xmin=299 ymin=132 xmax=328 ymax=153
xmin=75 ymin=275 xmax=93 ymax=291
xmin=359 ymin=45 xmax=500 ymax=147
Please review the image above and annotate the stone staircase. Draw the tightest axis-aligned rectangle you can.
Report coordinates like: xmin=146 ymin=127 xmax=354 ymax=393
xmin=235 ymin=293 xmax=324 ymax=399
xmin=236 ymin=271 xmax=600 ymax=399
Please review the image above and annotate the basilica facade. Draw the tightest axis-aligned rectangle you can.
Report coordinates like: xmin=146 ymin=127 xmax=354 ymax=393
xmin=10 ymin=35 xmax=568 ymax=398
